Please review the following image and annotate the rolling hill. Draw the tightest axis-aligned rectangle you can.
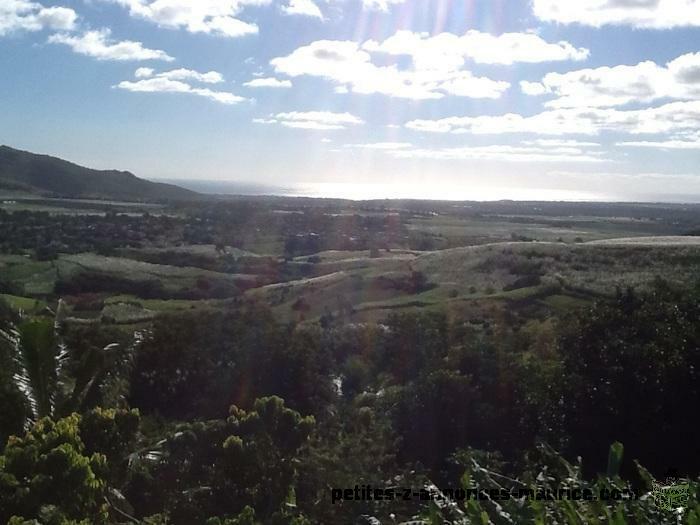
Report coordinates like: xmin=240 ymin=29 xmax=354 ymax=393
xmin=0 ymin=145 xmax=196 ymax=201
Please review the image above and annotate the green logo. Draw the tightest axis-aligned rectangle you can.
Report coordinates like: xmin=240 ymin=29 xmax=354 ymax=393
xmin=652 ymin=478 xmax=690 ymax=511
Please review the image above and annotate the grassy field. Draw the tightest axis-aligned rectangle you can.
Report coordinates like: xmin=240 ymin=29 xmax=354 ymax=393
xmin=0 ymin=293 xmax=47 ymax=312
xmin=588 ymin=236 xmax=700 ymax=245
xmin=3 ymin=197 xmax=700 ymax=327
xmin=0 ymin=255 xmax=57 ymax=295
xmin=57 ymin=253 xmax=256 ymax=295
xmin=4 ymin=235 xmax=699 ymax=326
xmin=103 ymin=294 xmax=226 ymax=313
xmin=406 ymin=213 xmax=677 ymax=247
xmin=245 ymin=239 xmax=700 ymax=322
xmin=0 ymin=196 xmax=166 ymax=215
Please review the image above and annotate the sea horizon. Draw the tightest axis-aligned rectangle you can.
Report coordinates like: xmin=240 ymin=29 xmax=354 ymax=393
xmin=154 ymin=178 xmax=700 ymax=205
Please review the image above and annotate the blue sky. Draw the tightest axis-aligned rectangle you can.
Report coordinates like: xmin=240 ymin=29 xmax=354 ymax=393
xmin=1 ymin=0 xmax=700 ymax=200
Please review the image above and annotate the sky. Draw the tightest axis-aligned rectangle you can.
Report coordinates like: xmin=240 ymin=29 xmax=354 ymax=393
xmin=2 ymin=0 xmax=700 ymax=201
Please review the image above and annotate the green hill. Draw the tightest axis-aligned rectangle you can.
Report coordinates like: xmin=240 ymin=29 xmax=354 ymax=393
xmin=0 ymin=145 xmax=196 ymax=201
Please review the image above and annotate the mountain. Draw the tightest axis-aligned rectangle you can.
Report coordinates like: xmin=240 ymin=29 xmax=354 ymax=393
xmin=0 ymin=146 xmax=197 ymax=201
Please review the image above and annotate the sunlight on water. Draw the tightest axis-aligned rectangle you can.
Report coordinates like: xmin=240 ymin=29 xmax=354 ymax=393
xmin=285 ymin=182 xmax=609 ymax=202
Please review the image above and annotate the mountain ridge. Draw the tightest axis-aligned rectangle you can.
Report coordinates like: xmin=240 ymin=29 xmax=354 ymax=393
xmin=0 ymin=145 xmax=197 ymax=202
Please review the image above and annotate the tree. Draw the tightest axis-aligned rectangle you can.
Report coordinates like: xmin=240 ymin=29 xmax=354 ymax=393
xmin=129 ymin=309 xmax=334 ymax=420
xmin=125 ymin=396 xmax=314 ymax=524
xmin=296 ymin=402 xmax=407 ymax=524
xmin=420 ymin=443 xmax=700 ymax=525
xmin=13 ymin=318 xmax=65 ymax=420
xmin=554 ymin=286 xmax=700 ymax=477
xmin=8 ymin=306 xmax=141 ymax=428
xmin=0 ymin=415 xmax=110 ymax=524
xmin=0 ymin=408 xmax=141 ymax=524
xmin=0 ymin=300 xmax=28 ymax=450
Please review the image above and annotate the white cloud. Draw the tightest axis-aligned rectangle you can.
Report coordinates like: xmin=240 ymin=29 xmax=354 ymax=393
xmin=345 ymin=142 xmax=412 ymax=150
xmin=532 ymin=0 xmax=700 ymax=29
xmin=362 ymin=0 xmax=405 ymax=10
xmin=244 ymin=77 xmax=293 ymax=88
xmin=391 ymin=144 xmax=607 ymax=163
xmin=49 ymin=29 xmax=174 ymax=61
xmin=140 ymin=67 xmax=225 ymax=83
xmin=254 ymin=111 xmax=364 ymax=130
xmin=667 ymin=51 xmax=700 ymax=84
xmin=363 ymin=29 xmax=589 ymax=66
xmin=36 ymin=6 xmax=76 ymax=29
xmin=520 ymin=80 xmax=548 ymax=96
xmin=524 ymin=139 xmax=603 ymax=148
xmin=338 ymin=138 xmax=606 ymax=162
xmin=270 ymin=30 xmax=588 ymax=100
xmin=0 ymin=1 xmax=77 ymax=36
xmin=405 ymin=100 xmax=700 ymax=136
xmin=107 ymin=0 xmax=268 ymax=38
xmin=618 ymin=136 xmax=700 ymax=149
xmin=281 ymin=0 xmax=323 ymax=19
xmin=437 ymin=73 xmax=511 ymax=98
xmin=271 ymin=39 xmax=510 ymax=100
xmin=135 ymin=67 xmax=155 ymax=78
xmin=522 ymin=52 xmax=700 ymax=107
xmin=116 ymin=68 xmax=246 ymax=104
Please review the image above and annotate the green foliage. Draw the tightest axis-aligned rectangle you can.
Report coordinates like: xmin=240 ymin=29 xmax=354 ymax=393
xmin=297 ymin=402 xmax=405 ymax=523
xmin=129 ymin=308 xmax=334 ymax=419
xmin=206 ymin=506 xmax=259 ymax=525
xmin=607 ymin=442 xmax=624 ymax=478
xmin=7 ymin=311 xmax=140 ymax=432
xmin=79 ymin=407 xmax=140 ymax=485
xmin=554 ymin=285 xmax=700 ymax=475
xmin=376 ymin=311 xmax=449 ymax=384
xmin=419 ymin=444 xmax=700 ymax=525
xmin=0 ymin=408 xmax=141 ymax=524
xmin=16 ymin=319 xmax=60 ymax=419
xmin=7 ymin=515 xmax=91 ymax=525
xmin=126 ymin=396 xmax=314 ymax=524
xmin=386 ymin=369 xmax=487 ymax=472
xmin=0 ymin=300 xmax=28 ymax=448
xmin=2 ymin=276 xmax=700 ymax=523
xmin=0 ymin=415 xmax=110 ymax=524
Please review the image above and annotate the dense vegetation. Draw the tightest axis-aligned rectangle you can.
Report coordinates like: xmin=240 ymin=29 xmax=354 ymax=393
xmin=1 ymin=280 xmax=698 ymax=524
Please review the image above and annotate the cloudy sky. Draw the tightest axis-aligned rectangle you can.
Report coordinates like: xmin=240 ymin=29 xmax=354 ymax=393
xmin=2 ymin=0 xmax=700 ymax=200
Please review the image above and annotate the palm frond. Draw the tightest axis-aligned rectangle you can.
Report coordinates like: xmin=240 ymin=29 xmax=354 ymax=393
xmin=15 ymin=319 xmax=59 ymax=421
xmin=4 ymin=324 xmax=39 ymax=423
xmin=10 ymin=303 xmax=148 ymax=427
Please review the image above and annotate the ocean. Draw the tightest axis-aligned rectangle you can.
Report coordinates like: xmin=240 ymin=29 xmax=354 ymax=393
xmin=156 ymin=179 xmax=614 ymax=202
